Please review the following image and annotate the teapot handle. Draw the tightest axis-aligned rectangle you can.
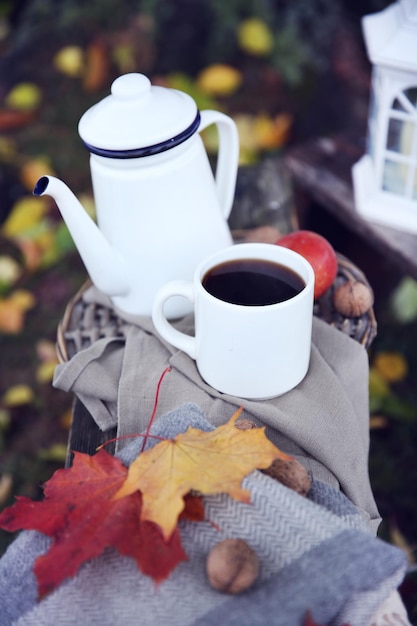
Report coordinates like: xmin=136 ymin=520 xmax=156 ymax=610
xmin=199 ymin=110 xmax=239 ymax=219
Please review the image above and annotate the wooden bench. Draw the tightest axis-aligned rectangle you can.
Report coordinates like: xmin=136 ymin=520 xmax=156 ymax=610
xmin=284 ymin=134 xmax=417 ymax=299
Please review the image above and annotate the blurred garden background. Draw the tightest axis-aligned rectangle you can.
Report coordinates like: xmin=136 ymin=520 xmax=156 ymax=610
xmin=0 ymin=0 xmax=416 ymax=620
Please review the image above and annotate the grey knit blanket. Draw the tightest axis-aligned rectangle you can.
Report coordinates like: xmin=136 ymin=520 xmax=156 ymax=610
xmin=0 ymin=404 xmax=408 ymax=626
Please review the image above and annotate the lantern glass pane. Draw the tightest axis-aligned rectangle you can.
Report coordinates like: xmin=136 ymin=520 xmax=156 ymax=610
xmin=392 ymin=98 xmax=407 ymax=112
xmin=387 ymin=118 xmax=414 ymax=155
xmin=413 ymin=169 xmax=417 ymax=200
xmin=405 ymin=87 xmax=417 ymax=108
xmin=382 ymin=159 xmax=408 ymax=195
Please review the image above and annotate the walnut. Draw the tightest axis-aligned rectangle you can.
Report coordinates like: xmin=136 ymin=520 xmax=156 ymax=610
xmin=235 ymin=418 xmax=259 ymax=430
xmin=262 ymin=457 xmax=311 ymax=496
xmin=242 ymin=225 xmax=282 ymax=244
xmin=206 ymin=538 xmax=259 ymax=594
xmin=235 ymin=420 xmax=311 ymax=496
xmin=333 ymin=280 xmax=373 ymax=317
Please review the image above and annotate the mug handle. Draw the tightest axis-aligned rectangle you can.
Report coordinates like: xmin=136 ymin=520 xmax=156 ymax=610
xmin=152 ymin=281 xmax=197 ymax=359
xmin=199 ymin=110 xmax=239 ymax=220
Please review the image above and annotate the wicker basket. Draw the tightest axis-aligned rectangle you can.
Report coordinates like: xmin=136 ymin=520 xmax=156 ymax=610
xmin=56 ymin=281 xmax=130 ymax=363
xmin=313 ymin=253 xmax=377 ymax=349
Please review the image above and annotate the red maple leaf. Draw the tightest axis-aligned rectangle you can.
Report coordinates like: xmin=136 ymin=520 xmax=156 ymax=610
xmin=0 ymin=448 xmax=200 ymax=598
xmin=304 ymin=612 xmax=325 ymax=626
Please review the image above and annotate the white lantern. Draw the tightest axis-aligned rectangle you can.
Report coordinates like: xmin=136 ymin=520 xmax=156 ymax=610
xmin=352 ymin=0 xmax=417 ymax=233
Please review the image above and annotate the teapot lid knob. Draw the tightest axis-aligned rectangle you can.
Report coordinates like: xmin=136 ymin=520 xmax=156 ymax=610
xmin=111 ymin=73 xmax=151 ymax=101
xmin=78 ymin=72 xmax=198 ymax=156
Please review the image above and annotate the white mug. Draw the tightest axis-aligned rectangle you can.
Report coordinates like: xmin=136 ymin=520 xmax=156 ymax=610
xmin=152 ymin=243 xmax=315 ymax=399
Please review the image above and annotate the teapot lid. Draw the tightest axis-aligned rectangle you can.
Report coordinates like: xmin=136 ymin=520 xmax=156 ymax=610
xmin=78 ymin=73 xmax=200 ymax=158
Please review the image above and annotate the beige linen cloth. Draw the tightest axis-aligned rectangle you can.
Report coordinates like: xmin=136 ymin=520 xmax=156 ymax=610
xmin=54 ymin=286 xmax=381 ymax=534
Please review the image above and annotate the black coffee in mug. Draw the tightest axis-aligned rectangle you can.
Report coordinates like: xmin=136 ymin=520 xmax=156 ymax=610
xmin=202 ymin=258 xmax=306 ymax=306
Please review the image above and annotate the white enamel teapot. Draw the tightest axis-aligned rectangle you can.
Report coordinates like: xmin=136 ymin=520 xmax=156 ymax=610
xmin=34 ymin=73 xmax=239 ymax=318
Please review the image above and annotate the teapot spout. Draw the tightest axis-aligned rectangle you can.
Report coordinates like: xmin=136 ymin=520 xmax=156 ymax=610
xmin=34 ymin=176 xmax=129 ymax=296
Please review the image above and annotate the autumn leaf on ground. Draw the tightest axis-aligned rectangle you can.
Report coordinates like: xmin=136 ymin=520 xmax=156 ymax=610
xmin=0 ymin=449 xmax=192 ymax=598
xmin=253 ymin=112 xmax=292 ymax=151
xmin=390 ymin=276 xmax=417 ymax=323
xmin=36 ymin=359 xmax=59 ymax=384
xmin=0 ymin=109 xmax=35 ymax=131
xmin=5 ymin=82 xmax=42 ymax=112
xmin=237 ymin=18 xmax=274 ymax=57
xmin=20 ymin=157 xmax=55 ymax=192
xmin=2 ymin=196 xmax=48 ymax=238
xmin=115 ymin=408 xmax=291 ymax=540
xmin=373 ymin=351 xmax=408 ymax=383
xmin=0 ymin=255 xmax=21 ymax=290
xmin=37 ymin=443 xmax=68 ymax=463
xmin=165 ymin=72 xmax=220 ymax=112
xmin=83 ymin=38 xmax=110 ymax=92
xmin=53 ymin=46 xmax=84 ymax=77
xmin=2 ymin=384 xmax=34 ymax=407
xmin=196 ymin=64 xmax=242 ymax=97
xmin=0 ymin=289 xmax=36 ymax=334
xmin=36 ymin=339 xmax=59 ymax=383
xmin=14 ymin=238 xmax=43 ymax=271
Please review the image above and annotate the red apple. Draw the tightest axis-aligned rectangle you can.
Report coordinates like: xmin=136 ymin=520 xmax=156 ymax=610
xmin=276 ymin=230 xmax=338 ymax=299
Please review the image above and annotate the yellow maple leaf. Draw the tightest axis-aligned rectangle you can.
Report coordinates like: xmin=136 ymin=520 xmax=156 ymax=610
xmin=115 ymin=408 xmax=290 ymax=539
xmin=60 ymin=407 xmax=73 ymax=430
xmin=36 ymin=360 xmax=58 ymax=384
xmin=53 ymin=46 xmax=84 ymax=77
xmin=36 ymin=338 xmax=59 ymax=384
xmin=37 ymin=443 xmax=68 ymax=463
xmin=369 ymin=366 xmax=390 ymax=397
xmin=2 ymin=196 xmax=48 ymax=238
xmin=15 ymin=238 xmax=43 ymax=271
xmin=20 ymin=157 xmax=55 ymax=192
xmin=0 ymin=136 xmax=17 ymax=161
xmin=5 ymin=83 xmax=42 ymax=112
xmin=2 ymin=384 xmax=34 ymax=407
xmin=373 ymin=351 xmax=408 ymax=383
xmin=237 ymin=18 xmax=274 ymax=57
xmin=197 ymin=64 xmax=242 ymax=97
xmin=36 ymin=338 xmax=58 ymax=362
xmin=0 ymin=290 xmax=35 ymax=334
xmin=253 ymin=112 xmax=292 ymax=150
xmin=0 ymin=256 xmax=21 ymax=287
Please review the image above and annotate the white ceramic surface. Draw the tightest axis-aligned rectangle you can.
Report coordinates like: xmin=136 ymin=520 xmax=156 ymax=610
xmin=152 ymin=243 xmax=315 ymax=399
xmin=34 ymin=74 xmax=239 ymax=318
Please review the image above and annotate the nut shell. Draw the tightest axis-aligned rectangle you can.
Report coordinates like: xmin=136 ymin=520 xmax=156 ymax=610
xmin=242 ymin=225 xmax=282 ymax=244
xmin=206 ymin=538 xmax=259 ymax=594
xmin=262 ymin=457 xmax=311 ymax=496
xmin=235 ymin=418 xmax=259 ymax=430
xmin=333 ymin=280 xmax=373 ymax=317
